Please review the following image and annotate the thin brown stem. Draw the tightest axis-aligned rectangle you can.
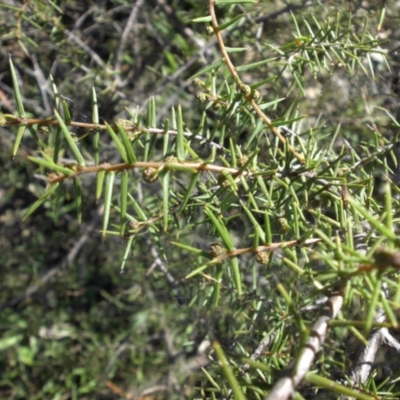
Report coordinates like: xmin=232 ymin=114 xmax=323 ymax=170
xmin=47 ymin=161 xmax=258 ymax=184
xmin=211 ymin=237 xmax=322 ymax=264
xmin=207 ymin=0 xmax=305 ymax=164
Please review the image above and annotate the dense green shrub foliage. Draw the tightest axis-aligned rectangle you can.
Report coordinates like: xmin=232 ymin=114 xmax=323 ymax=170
xmin=2 ymin=1 xmax=400 ymax=399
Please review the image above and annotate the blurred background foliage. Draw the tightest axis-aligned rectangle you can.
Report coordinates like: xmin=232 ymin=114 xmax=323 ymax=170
xmin=1 ymin=0 xmax=400 ymax=399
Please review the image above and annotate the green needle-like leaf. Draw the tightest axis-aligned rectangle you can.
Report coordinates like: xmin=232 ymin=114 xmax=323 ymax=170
xmin=213 ymin=341 xmax=246 ymax=400
xmin=92 ymin=87 xmax=100 ymax=165
xmin=120 ymin=235 xmax=134 ymax=274
xmin=12 ymin=125 xmax=26 ymax=158
xmin=305 ymin=373 xmax=376 ymax=399
xmin=162 ymin=170 xmax=170 ymax=232
xmin=106 ymin=122 xmax=127 ymax=162
xmin=176 ymin=105 xmax=185 ymax=161
xmin=103 ymin=172 xmax=115 ymax=236
xmin=178 ymin=173 xmax=200 ymax=213
xmin=9 ymin=57 xmax=25 ymax=117
xmin=27 ymin=156 xmax=74 ymax=176
xmin=117 ymin=123 xmax=136 ymax=163
xmin=204 ymin=206 xmax=234 ymax=251
xmin=120 ymin=170 xmax=128 ymax=236
xmin=54 ymin=110 xmax=86 ymax=166
xmin=23 ymin=183 xmax=60 ymax=220
xmin=96 ymin=170 xmax=106 ymax=200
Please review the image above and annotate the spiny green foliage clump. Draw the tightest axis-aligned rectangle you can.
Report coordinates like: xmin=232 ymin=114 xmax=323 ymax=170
xmin=2 ymin=1 xmax=400 ymax=399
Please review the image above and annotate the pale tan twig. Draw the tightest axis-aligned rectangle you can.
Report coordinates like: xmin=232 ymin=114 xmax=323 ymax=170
xmin=347 ymin=311 xmax=386 ymax=391
xmin=340 ymin=283 xmax=400 ymax=400
xmin=240 ymin=333 xmax=276 ymax=377
xmin=266 ymin=287 xmax=344 ymax=400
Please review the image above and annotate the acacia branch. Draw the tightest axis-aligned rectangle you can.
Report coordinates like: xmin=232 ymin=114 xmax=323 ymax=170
xmin=46 ymin=160 xmax=258 ymax=184
xmin=208 ymin=0 xmax=305 ymax=164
